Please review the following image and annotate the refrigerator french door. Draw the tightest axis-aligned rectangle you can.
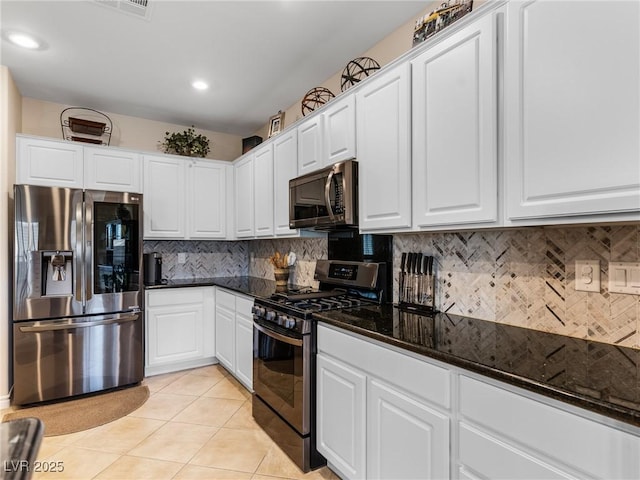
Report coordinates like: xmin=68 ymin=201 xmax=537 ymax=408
xmin=12 ymin=184 xmax=144 ymax=405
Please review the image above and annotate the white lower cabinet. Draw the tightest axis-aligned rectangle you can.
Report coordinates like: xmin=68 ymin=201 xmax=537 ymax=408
xmin=319 ymin=324 xmax=640 ymax=480
xmin=317 ymin=353 xmax=367 ymax=479
xmin=368 ymin=379 xmax=449 ymax=480
xmin=214 ymin=287 xmax=253 ymax=390
xmin=145 ymin=286 xmax=215 ymax=376
xmin=317 ymin=324 xmax=450 ymax=480
xmin=457 ymin=374 xmax=640 ymax=480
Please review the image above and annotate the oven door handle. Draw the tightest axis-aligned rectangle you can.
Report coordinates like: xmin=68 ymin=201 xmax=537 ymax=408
xmin=254 ymin=322 xmax=303 ymax=347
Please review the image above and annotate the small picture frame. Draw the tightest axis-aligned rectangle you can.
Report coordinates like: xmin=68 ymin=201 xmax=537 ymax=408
xmin=268 ymin=111 xmax=285 ymax=138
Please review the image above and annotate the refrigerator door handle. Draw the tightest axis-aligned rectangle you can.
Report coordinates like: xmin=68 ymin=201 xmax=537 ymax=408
xmin=84 ymin=190 xmax=93 ymax=303
xmin=74 ymin=196 xmax=84 ymax=304
xmin=18 ymin=313 xmax=139 ymax=333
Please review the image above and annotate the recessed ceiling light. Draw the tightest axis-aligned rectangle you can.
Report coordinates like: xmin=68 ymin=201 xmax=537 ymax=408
xmin=192 ymin=80 xmax=209 ymax=91
xmin=6 ymin=31 xmax=40 ymax=49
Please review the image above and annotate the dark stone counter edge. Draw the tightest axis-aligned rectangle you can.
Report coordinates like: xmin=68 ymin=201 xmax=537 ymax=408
xmin=317 ymin=316 xmax=640 ymax=430
xmin=144 ymin=278 xmax=640 ymax=429
xmin=143 ymin=276 xmax=281 ymax=298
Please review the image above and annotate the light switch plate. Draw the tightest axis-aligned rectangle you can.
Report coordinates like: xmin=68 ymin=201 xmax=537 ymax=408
xmin=609 ymin=262 xmax=640 ymax=295
xmin=575 ymin=260 xmax=600 ymax=292
xmin=178 ymin=252 xmax=186 ymax=264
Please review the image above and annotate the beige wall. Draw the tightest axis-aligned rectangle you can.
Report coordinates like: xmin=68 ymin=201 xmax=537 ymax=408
xmin=254 ymin=1 xmax=439 ymax=138
xmin=0 ymin=65 xmax=22 ymax=407
xmin=22 ymin=98 xmax=243 ymax=161
xmin=254 ymin=0 xmax=487 ymax=139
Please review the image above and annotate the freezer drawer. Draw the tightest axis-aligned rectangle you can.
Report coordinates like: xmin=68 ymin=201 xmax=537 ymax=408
xmin=12 ymin=312 xmax=144 ymax=405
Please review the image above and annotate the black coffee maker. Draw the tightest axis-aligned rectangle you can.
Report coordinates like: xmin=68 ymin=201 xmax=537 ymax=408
xmin=143 ymin=252 xmax=163 ymax=285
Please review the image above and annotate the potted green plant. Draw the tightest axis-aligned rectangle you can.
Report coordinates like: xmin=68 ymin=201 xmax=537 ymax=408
xmin=161 ymin=126 xmax=211 ymax=158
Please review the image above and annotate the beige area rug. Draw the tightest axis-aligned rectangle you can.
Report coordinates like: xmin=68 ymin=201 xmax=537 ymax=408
xmin=2 ymin=385 xmax=149 ymax=437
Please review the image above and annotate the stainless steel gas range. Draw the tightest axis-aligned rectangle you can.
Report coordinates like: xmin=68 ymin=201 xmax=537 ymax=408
xmin=252 ymin=259 xmax=387 ymax=472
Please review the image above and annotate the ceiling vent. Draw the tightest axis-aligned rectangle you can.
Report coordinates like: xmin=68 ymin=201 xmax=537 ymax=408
xmin=94 ymin=0 xmax=152 ymax=21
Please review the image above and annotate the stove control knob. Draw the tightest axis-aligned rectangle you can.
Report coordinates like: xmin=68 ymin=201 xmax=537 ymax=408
xmin=285 ymin=318 xmax=297 ymax=329
xmin=265 ymin=310 xmax=276 ymax=322
xmin=251 ymin=306 xmax=265 ymax=317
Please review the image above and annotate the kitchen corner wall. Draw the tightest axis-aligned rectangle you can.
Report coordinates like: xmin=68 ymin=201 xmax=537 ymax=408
xmin=248 ymin=237 xmax=328 ymax=288
xmin=143 ymin=240 xmax=249 ymax=279
xmin=394 ymin=224 xmax=640 ymax=349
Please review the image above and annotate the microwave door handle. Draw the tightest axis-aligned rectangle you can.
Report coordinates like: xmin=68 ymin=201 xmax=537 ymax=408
xmin=324 ymin=170 xmax=336 ymax=221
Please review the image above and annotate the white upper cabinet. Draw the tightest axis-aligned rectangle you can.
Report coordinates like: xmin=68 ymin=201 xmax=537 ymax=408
xmin=143 ymin=154 xmax=230 ymax=240
xmin=253 ymin=144 xmax=274 ymax=237
xmin=233 ymin=145 xmax=275 ymax=239
xmin=356 ymin=62 xmax=412 ymax=231
xmin=17 ymin=136 xmax=84 ymax=188
xmin=83 ymin=146 xmax=142 ymax=193
xmin=143 ymin=155 xmax=186 ymax=239
xmin=504 ymin=0 xmax=640 ymax=221
xmin=187 ymin=159 xmax=228 ymax=239
xmin=412 ymin=10 xmax=499 ymax=228
xmin=324 ymin=95 xmax=356 ymax=166
xmin=17 ymin=135 xmax=142 ymax=193
xmin=234 ymin=153 xmax=255 ymax=238
xmin=297 ymin=115 xmax=324 ymax=175
xmin=273 ymin=129 xmax=299 ymax=236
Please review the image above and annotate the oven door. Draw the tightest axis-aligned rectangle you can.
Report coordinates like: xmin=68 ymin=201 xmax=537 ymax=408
xmin=253 ymin=319 xmax=310 ymax=435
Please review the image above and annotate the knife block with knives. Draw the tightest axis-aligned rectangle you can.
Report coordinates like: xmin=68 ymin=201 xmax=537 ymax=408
xmin=397 ymin=251 xmax=438 ymax=314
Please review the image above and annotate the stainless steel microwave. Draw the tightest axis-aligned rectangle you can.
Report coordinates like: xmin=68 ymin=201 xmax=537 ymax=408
xmin=289 ymin=159 xmax=358 ymax=229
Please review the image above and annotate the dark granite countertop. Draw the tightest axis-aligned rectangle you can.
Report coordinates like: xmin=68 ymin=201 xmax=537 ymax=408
xmin=315 ymin=304 xmax=640 ymax=429
xmin=145 ymin=278 xmax=640 ymax=428
xmin=144 ymin=276 xmax=305 ymax=300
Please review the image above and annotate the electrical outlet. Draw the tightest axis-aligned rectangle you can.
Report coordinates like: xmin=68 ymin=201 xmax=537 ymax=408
xmin=178 ymin=253 xmax=186 ymax=264
xmin=609 ymin=262 xmax=640 ymax=295
xmin=575 ymin=260 xmax=600 ymax=292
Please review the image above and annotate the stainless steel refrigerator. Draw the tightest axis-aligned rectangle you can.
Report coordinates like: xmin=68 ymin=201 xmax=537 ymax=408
xmin=12 ymin=184 xmax=144 ymax=405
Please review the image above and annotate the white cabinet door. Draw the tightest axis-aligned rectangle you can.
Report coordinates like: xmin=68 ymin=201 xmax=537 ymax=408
xmin=143 ymin=155 xmax=186 ymax=239
xmin=367 ymin=379 xmax=449 ymax=480
xmin=356 ymin=63 xmax=412 ymax=231
xmin=317 ymin=353 xmax=367 ymax=480
xmin=84 ymin=146 xmax=142 ymax=193
xmin=504 ymin=0 xmax=640 ymax=220
xmin=187 ymin=159 xmax=228 ymax=239
xmin=234 ymin=295 xmax=254 ymax=390
xmin=297 ymin=115 xmax=324 ymax=176
xmin=145 ymin=288 xmax=214 ymax=372
xmin=17 ymin=136 xmax=84 ymax=188
xmin=273 ymin=130 xmax=299 ymax=236
xmin=234 ymin=154 xmax=254 ymax=238
xmin=324 ymin=95 xmax=356 ymax=166
xmin=253 ymin=144 xmax=274 ymax=237
xmin=215 ymin=302 xmax=235 ymax=372
xmin=147 ymin=303 xmax=204 ymax=366
xmin=412 ymin=11 xmax=498 ymax=228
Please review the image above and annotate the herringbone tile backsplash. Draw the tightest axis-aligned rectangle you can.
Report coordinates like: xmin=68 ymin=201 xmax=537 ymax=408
xmin=145 ymin=224 xmax=640 ymax=349
xmin=394 ymin=224 xmax=640 ymax=349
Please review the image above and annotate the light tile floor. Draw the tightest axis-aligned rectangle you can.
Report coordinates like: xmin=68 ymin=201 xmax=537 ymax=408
xmin=21 ymin=365 xmax=340 ymax=480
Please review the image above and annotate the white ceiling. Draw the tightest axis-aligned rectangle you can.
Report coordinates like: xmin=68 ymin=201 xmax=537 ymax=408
xmin=1 ymin=0 xmax=427 ymax=136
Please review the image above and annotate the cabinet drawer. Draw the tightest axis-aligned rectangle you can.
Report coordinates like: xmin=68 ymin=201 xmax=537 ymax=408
xmin=458 ymin=423 xmax=573 ymax=480
xmin=147 ymin=287 xmax=208 ymax=308
xmin=459 ymin=375 xmax=640 ymax=479
xmin=235 ymin=295 xmax=254 ymax=317
xmin=216 ymin=288 xmax=236 ymax=310
xmin=318 ymin=324 xmax=450 ymax=409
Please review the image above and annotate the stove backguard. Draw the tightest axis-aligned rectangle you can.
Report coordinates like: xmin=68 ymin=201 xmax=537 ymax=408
xmin=327 ymin=232 xmax=393 ymax=303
